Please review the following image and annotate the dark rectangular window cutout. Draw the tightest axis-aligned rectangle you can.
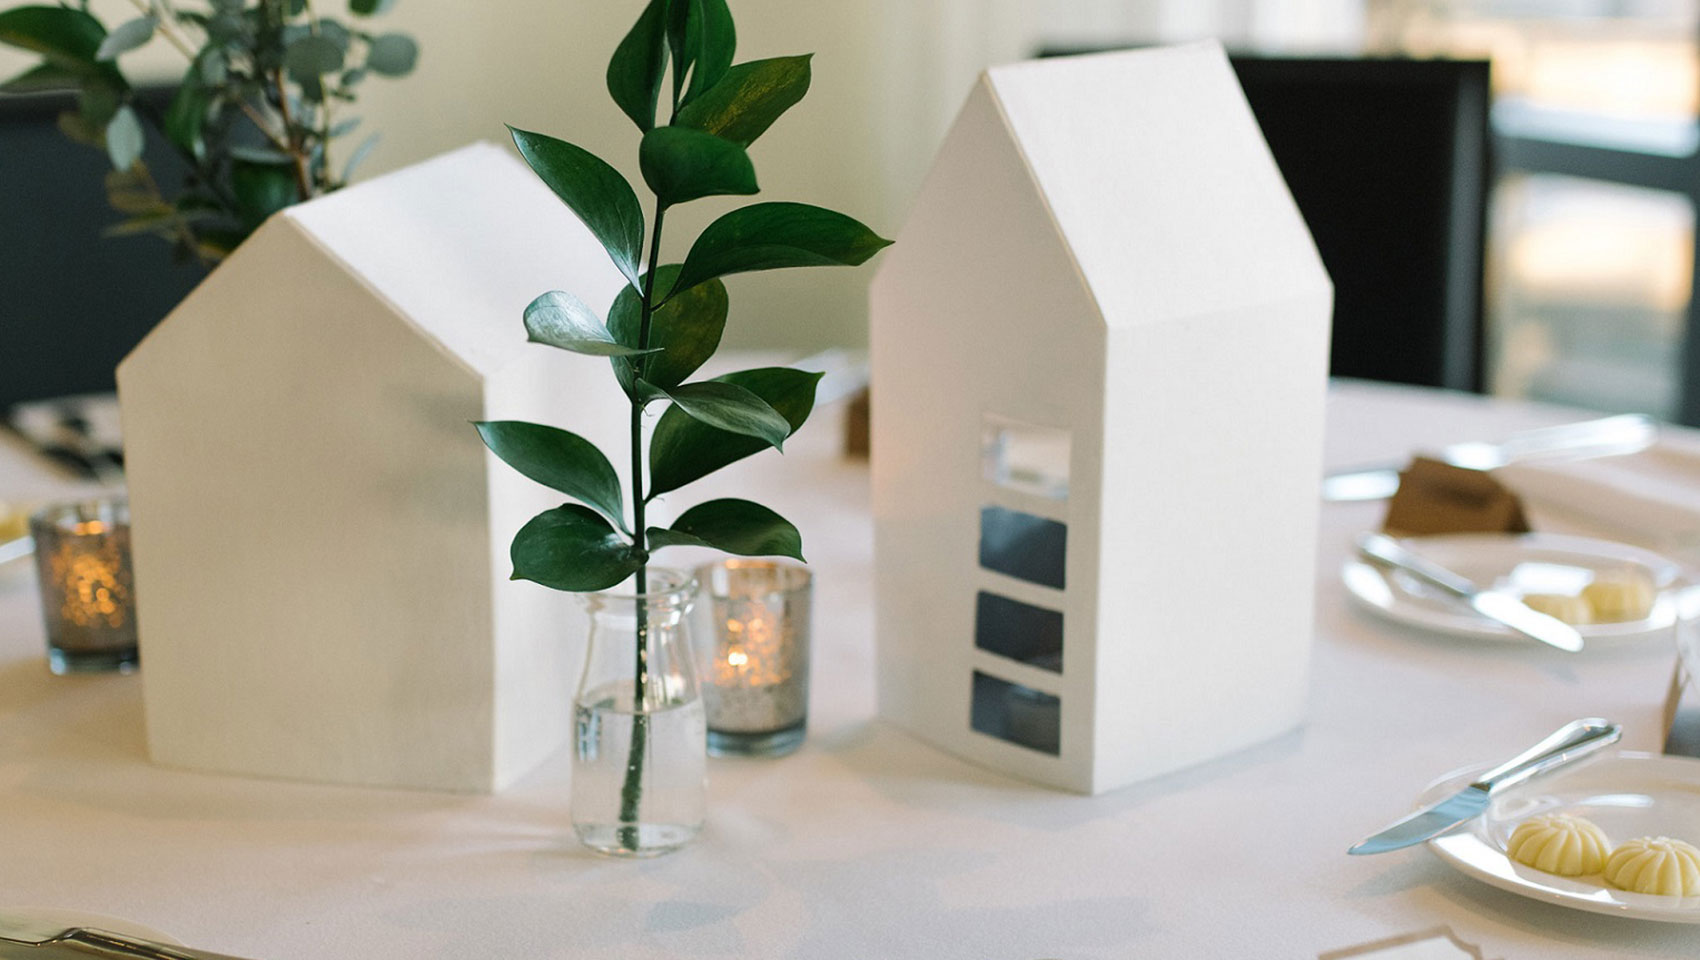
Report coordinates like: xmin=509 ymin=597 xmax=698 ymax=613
xmin=975 ymin=591 xmax=1063 ymax=672
xmin=979 ymin=505 xmax=1066 ymax=589
xmin=971 ymin=671 xmax=1060 ymax=755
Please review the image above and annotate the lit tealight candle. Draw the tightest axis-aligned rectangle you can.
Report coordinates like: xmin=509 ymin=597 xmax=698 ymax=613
xmin=30 ymin=498 xmax=138 ymax=674
xmin=694 ymin=560 xmax=812 ymax=757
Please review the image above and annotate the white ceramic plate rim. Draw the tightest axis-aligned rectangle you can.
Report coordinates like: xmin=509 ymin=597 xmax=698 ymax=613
xmin=1424 ymin=751 xmax=1700 ymax=922
xmin=1343 ymin=532 xmax=1683 ymax=643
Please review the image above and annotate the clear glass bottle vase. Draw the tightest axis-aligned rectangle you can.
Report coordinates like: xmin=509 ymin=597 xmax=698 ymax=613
xmin=571 ymin=568 xmax=706 ymax=857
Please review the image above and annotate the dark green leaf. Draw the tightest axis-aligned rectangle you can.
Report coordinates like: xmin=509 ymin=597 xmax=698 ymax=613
xmin=605 ymin=0 xmax=667 ymax=133
xmin=284 ymin=34 xmax=344 ymax=84
xmin=511 ymin=504 xmax=644 ymax=593
xmin=682 ymin=0 xmax=734 ymax=103
xmin=104 ymin=104 xmax=143 ymax=172
xmin=508 ymin=125 xmax=645 ymax=288
xmin=0 ymin=62 xmax=80 ymax=93
xmin=522 ymin=289 xmax=660 ymax=358
xmin=639 ymin=125 xmax=756 ymax=207
xmin=665 ymin=0 xmax=698 ymax=106
xmin=608 ymin=263 xmax=726 ymax=394
xmin=647 ymin=498 xmax=803 ymax=561
xmin=164 ymin=68 xmax=210 ymax=160
xmin=475 ymin=421 xmax=627 ymax=531
xmin=676 ymin=55 xmax=809 ymax=147
xmin=648 ymin=367 xmax=822 ymax=497
xmin=365 ymin=33 xmax=417 ymax=76
xmin=644 ymin=379 xmax=790 ymax=451
xmin=78 ymin=83 xmax=119 ymax=130
xmin=668 ymin=201 xmax=892 ymax=300
xmin=94 ymin=16 xmax=154 ymax=61
xmin=231 ymin=155 xmax=298 ymax=228
xmin=351 ymin=0 xmax=397 ymax=15
xmin=0 ymin=6 xmax=124 ymax=85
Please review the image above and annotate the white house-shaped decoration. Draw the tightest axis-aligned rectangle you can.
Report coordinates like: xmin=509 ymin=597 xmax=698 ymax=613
xmin=870 ymin=43 xmax=1333 ymax=795
xmin=117 ymin=143 xmax=632 ymax=792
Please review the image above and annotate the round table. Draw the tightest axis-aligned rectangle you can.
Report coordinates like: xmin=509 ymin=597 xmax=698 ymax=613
xmin=1 ymin=380 xmax=1693 ymax=959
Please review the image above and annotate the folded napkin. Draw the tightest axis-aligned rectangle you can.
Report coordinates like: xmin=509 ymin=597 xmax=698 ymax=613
xmin=1497 ymin=436 xmax=1700 ymax=558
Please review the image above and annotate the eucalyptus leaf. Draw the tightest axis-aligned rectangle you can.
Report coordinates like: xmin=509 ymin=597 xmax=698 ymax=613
xmin=638 ymin=125 xmax=756 ymax=208
xmin=104 ymin=104 xmax=143 ymax=171
xmin=351 ymin=0 xmax=398 ymax=16
xmin=93 ymin=15 xmax=154 ymax=61
xmin=0 ymin=6 xmax=124 ymax=84
xmin=647 ymin=499 xmax=803 ymax=561
xmin=675 ymin=55 xmax=809 ymax=147
xmin=476 ymin=421 xmax=628 ymax=532
xmin=523 ymin=289 xmax=661 ymax=358
xmin=508 ymin=125 xmax=645 ymax=288
xmin=648 ymin=367 xmax=823 ymax=497
xmin=510 ymin=504 xmax=645 ymax=593
xmin=0 ymin=62 xmax=80 ymax=93
xmin=668 ymin=202 xmax=892 ymax=300
xmin=342 ymin=132 xmax=379 ymax=183
xmin=365 ymin=33 xmax=417 ymax=76
xmin=644 ymin=379 xmax=790 ymax=451
xmin=605 ymin=0 xmax=666 ymax=133
xmin=284 ymin=34 xmax=344 ymax=83
xmin=608 ymin=263 xmax=726 ymax=394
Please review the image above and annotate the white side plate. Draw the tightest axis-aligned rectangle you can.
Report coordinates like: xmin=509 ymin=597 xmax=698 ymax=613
xmin=1424 ymin=751 xmax=1700 ymax=922
xmin=1343 ymin=532 xmax=1683 ymax=644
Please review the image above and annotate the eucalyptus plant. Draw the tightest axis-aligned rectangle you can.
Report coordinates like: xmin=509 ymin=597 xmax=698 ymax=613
xmin=0 ymin=0 xmax=418 ymax=265
xmin=475 ymin=0 xmax=888 ymax=851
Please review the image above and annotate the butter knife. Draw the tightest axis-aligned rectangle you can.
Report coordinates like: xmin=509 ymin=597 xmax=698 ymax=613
xmin=1356 ymin=532 xmax=1585 ymax=653
xmin=0 ymin=921 xmax=258 ymax=960
xmin=1323 ymin=413 xmax=1657 ymax=502
xmin=1348 ymin=717 xmax=1622 ymax=855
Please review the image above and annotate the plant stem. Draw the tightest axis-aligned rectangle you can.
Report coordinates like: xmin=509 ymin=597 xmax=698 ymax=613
xmin=616 ymin=203 xmax=668 ymax=852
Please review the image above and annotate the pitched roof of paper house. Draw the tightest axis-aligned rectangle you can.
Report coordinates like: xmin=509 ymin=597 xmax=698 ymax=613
xmin=964 ymin=42 xmax=1328 ymax=329
xmin=125 ymin=141 xmax=627 ymax=380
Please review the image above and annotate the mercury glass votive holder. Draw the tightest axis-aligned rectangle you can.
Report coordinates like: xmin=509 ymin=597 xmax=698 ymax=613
xmin=30 ymin=498 xmax=138 ymax=674
xmin=692 ymin=560 xmax=812 ymax=757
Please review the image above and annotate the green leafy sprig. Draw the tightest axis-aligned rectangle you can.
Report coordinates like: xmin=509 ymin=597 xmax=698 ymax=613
xmin=476 ymin=0 xmax=889 ymax=853
xmin=0 ymin=0 xmax=419 ymax=265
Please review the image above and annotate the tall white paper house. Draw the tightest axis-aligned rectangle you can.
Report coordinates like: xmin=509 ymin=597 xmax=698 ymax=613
xmin=870 ymin=43 xmax=1333 ymax=795
xmin=117 ymin=143 xmax=631 ymax=792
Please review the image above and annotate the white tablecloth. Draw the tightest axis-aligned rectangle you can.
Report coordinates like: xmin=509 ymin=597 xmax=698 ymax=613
xmin=2 ymin=380 xmax=1695 ymax=959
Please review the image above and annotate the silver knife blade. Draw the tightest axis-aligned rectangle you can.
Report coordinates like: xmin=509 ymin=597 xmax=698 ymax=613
xmin=1348 ymin=718 xmax=1621 ymax=855
xmin=1348 ymin=784 xmax=1490 ymax=855
xmin=1323 ymin=414 xmax=1658 ymax=502
xmin=1471 ymin=591 xmax=1584 ymax=654
xmin=0 ymin=922 xmax=259 ymax=960
xmin=1356 ymin=533 xmax=1585 ymax=653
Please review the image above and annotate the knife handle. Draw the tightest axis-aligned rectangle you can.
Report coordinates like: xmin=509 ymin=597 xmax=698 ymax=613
xmin=1472 ymin=718 xmax=1622 ymax=794
xmin=64 ymin=929 xmax=260 ymax=960
xmin=1357 ymin=533 xmax=1477 ymax=598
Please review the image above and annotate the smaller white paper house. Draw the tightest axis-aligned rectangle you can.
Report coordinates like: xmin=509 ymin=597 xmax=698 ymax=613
xmin=117 ymin=143 xmax=631 ymax=792
xmin=870 ymin=43 xmax=1333 ymax=795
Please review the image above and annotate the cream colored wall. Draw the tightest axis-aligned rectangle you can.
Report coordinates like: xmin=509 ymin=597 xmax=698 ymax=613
xmin=6 ymin=0 xmax=1040 ymax=350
